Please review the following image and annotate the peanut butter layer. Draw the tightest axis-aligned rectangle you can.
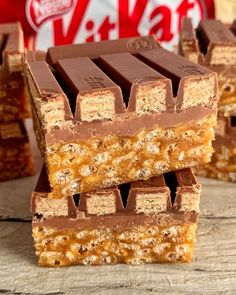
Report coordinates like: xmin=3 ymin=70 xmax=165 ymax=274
xmin=26 ymin=36 xmax=219 ymax=194
xmin=32 ymin=168 xmax=200 ymax=266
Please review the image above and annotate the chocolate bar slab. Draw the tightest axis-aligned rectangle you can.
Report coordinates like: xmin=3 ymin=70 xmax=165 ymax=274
xmin=0 ymin=22 xmax=31 ymax=123
xmin=97 ymin=52 xmax=173 ymax=112
xmin=137 ymin=48 xmax=217 ymax=110
xmin=32 ymin=167 xmax=200 ymax=266
xmin=25 ymin=36 xmax=218 ymax=195
xmin=179 ymin=18 xmax=236 ymax=116
xmin=0 ymin=120 xmax=34 ymax=181
xmin=56 ymin=57 xmax=125 ymax=120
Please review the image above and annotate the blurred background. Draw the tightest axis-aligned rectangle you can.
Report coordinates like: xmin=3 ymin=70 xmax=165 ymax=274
xmin=0 ymin=0 xmax=235 ymax=51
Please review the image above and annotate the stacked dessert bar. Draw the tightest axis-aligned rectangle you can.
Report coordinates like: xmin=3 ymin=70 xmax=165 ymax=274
xmin=179 ymin=18 xmax=236 ymax=182
xmin=25 ymin=36 xmax=219 ymax=266
xmin=0 ymin=23 xmax=34 ymax=180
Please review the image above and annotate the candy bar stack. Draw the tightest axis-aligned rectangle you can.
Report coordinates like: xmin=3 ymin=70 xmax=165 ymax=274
xmin=25 ymin=36 xmax=219 ymax=266
xmin=179 ymin=18 xmax=236 ymax=182
xmin=0 ymin=23 xmax=34 ymax=180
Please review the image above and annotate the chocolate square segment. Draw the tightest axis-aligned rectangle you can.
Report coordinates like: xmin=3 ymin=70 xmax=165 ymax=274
xmin=79 ymin=186 xmax=123 ymax=216
xmin=56 ymin=57 xmax=125 ymax=122
xmin=197 ymin=19 xmax=236 ymax=65
xmin=98 ymin=52 xmax=173 ymax=113
xmin=31 ymin=167 xmax=77 ymax=218
xmin=174 ymin=169 xmax=200 ymax=213
xmin=127 ymin=176 xmax=171 ymax=214
xmin=27 ymin=61 xmax=73 ymax=127
xmin=138 ymin=48 xmax=217 ymax=110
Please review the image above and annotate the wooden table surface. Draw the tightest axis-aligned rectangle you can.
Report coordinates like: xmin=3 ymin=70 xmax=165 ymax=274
xmin=0 ymin=120 xmax=235 ymax=295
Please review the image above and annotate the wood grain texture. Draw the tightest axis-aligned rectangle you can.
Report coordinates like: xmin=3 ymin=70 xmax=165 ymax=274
xmin=0 ymin=120 xmax=235 ymax=294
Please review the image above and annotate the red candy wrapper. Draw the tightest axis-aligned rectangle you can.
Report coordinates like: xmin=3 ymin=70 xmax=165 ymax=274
xmin=0 ymin=0 xmax=215 ymax=50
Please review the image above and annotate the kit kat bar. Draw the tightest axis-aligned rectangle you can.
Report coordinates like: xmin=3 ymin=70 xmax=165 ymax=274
xmin=55 ymin=57 xmax=125 ymax=122
xmin=174 ymin=169 xmax=200 ymax=212
xmin=179 ymin=17 xmax=200 ymax=63
xmin=31 ymin=167 xmax=77 ymax=219
xmin=79 ymin=187 xmax=124 ymax=216
xmin=32 ymin=167 xmax=200 ymax=219
xmin=98 ymin=52 xmax=174 ymax=113
xmin=26 ymin=61 xmax=73 ymax=126
xmin=126 ymin=175 xmax=171 ymax=214
xmin=137 ymin=48 xmax=217 ymax=110
xmin=181 ymin=18 xmax=197 ymax=42
xmin=197 ymin=19 xmax=236 ymax=64
xmin=47 ymin=35 xmax=160 ymax=66
xmin=0 ymin=22 xmax=24 ymax=72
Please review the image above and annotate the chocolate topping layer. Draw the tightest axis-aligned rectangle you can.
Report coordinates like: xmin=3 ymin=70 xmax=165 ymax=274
xmin=32 ymin=212 xmax=198 ymax=230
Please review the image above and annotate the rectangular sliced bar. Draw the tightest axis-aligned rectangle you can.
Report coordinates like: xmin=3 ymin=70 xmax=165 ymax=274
xmin=197 ymin=19 xmax=236 ymax=65
xmin=178 ymin=17 xmax=201 ymax=64
xmin=25 ymin=36 xmax=218 ymax=195
xmin=0 ymin=22 xmax=31 ymax=122
xmin=32 ymin=167 xmax=200 ymax=266
xmin=197 ymin=113 xmax=236 ymax=182
xmin=0 ymin=120 xmax=34 ymax=180
xmin=179 ymin=18 xmax=236 ymax=115
xmin=179 ymin=18 xmax=236 ymax=182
